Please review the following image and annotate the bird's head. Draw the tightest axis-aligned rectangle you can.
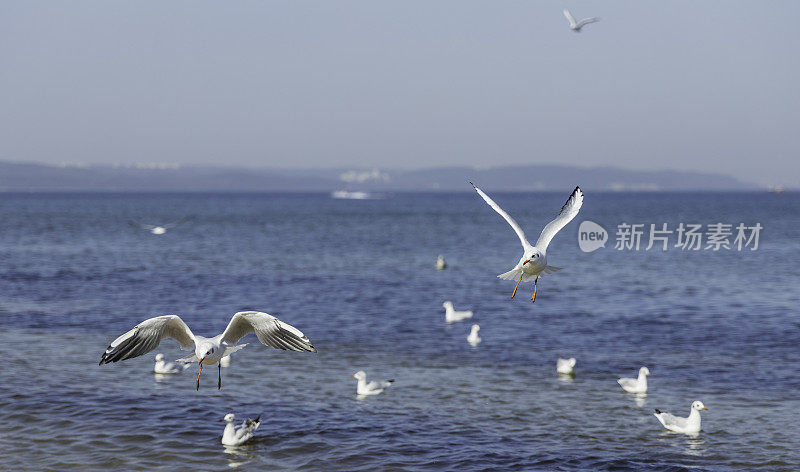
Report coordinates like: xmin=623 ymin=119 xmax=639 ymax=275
xmin=195 ymin=342 xmax=217 ymax=363
xmin=470 ymin=324 xmax=480 ymax=333
xmin=223 ymin=413 xmax=235 ymax=422
xmin=692 ymin=401 xmax=707 ymax=411
xmin=523 ymin=249 xmax=543 ymax=265
xmin=567 ymin=358 xmax=576 ymax=368
xmin=353 ymin=371 xmax=366 ymax=381
xmin=640 ymin=366 xmax=651 ymax=377
xmin=442 ymin=301 xmax=452 ymax=309
xmin=154 ymin=353 xmax=164 ymax=362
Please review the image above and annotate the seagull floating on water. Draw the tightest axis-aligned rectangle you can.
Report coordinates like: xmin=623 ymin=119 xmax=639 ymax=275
xmin=436 ymin=255 xmax=447 ymax=270
xmin=130 ymin=217 xmax=190 ymax=235
xmin=353 ymin=371 xmax=394 ymax=396
xmin=471 ymin=183 xmax=583 ymax=302
xmin=556 ymin=358 xmax=576 ymax=375
xmin=467 ymin=324 xmax=482 ymax=346
xmin=654 ymin=401 xmax=707 ymax=435
xmin=442 ymin=301 xmax=473 ymax=323
xmin=222 ymin=413 xmax=261 ymax=446
xmin=99 ymin=311 xmax=316 ymax=390
xmin=153 ymin=353 xmax=189 ymax=374
xmin=563 ymin=9 xmax=600 ymax=32
xmin=618 ymin=366 xmax=650 ymax=393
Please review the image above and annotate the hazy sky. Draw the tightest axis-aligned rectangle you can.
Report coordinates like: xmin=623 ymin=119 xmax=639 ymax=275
xmin=1 ymin=1 xmax=799 ymax=186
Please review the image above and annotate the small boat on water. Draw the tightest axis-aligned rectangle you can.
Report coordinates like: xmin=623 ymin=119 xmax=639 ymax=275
xmin=332 ymin=189 xmax=371 ymax=199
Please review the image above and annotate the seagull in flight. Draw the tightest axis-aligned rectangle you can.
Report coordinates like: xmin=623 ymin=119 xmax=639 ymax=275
xmin=563 ymin=9 xmax=600 ymax=32
xmin=130 ymin=217 xmax=190 ymax=235
xmin=99 ymin=311 xmax=316 ymax=390
xmin=471 ymin=183 xmax=583 ymax=302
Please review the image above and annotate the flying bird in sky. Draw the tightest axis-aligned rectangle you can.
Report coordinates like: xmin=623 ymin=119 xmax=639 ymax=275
xmin=471 ymin=183 xmax=583 ymax=302
xmin=563 ymin=9 xmax=600 ymax=32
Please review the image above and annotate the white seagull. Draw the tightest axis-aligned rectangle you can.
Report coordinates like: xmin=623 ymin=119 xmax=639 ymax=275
xmin=471 ymin=183 xmax=583 ymax=302
xmin=563 ymin=9 xmax=600 ymax=32
xmin=153 ymin=353 xmax=189 ymax=374
xmin=442 ymin=301 xmax=473 ymax=323
xmin=353 ymin=371 xmax=394 ymax=396
xmin=100 ymin=311 xmax=316 ymax=390
xmin=467 ymin=324 xmax=482 ymax=346
xmin=618 ymin=366 xmax=650 ymax=393
xmin=436 ymin=255 xmax=447 ymax=270
xmin=556 ymin=357 xmax=576 ymax=375
xmin=131 ymin=217 xmax=190 ymax=235
xmin=221 ymin=413 xmax=261 ymax=446
xmin=654 ymin=401 xmax=707 ymax=435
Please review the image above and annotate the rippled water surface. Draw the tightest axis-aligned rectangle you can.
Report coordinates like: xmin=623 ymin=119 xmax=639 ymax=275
xmin=0 ymin=192 xmax=798 ymax=471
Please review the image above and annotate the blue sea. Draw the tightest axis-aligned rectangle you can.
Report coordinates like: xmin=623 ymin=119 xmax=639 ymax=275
xmin=0 ymin=191 xmax=798 ymax=471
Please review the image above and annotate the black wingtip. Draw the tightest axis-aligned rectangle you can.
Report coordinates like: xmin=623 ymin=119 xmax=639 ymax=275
xmin=387 ymin=379 xmax=395 ymax=383
xmin=469 ymin=181 xmax=477 ymax=189
xmin=654 ymin=408 xmax=662 ymax=414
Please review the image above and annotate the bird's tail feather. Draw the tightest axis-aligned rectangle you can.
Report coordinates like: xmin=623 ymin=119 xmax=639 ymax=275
xmin=541 ymin=265 xmax=562 ymax=276
xmin=497 ymin=268 xmax=522 ymax=280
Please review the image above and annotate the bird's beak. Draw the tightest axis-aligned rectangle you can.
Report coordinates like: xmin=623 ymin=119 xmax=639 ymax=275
xmin=523 ymin=260 xmax=530 ymax=265
xmin=199 ymin=358 xmax=204 ymax=365
xmin=701 ymin=407 xmax=708 ymax=410
xmin=352 ymin=374 xmax=356 ymax=379
xmin=646 ymin=372 xmax=650 ymax=376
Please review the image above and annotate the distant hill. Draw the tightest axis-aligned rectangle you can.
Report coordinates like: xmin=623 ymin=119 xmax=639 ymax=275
xmin=0 ymin=161 xmax=757 ymax=192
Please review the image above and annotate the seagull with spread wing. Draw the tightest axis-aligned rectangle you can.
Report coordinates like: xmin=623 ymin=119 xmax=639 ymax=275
xmin=563 ymin=9 xmax=600 ymax=32
xmin=99 ymin=311 xmax=316 ymax=390
xmin=471 ymin=183 xmax=583 ymax=302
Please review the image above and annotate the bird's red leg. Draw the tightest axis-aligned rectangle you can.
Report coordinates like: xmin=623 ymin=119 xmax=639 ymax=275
xmin=196 ymin=363 xmax=204 ymax=391
xmin=511 ymin=273 xmax=524 ymax=299
xmin=218 ymin=363 xmax=222 ymax=390
xmin=531 ymin=276 xmax=539 ymax=303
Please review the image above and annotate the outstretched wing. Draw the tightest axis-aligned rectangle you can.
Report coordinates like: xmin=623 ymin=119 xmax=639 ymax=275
xmin=99 ymin=315 xmax=195 ymax=365
xmin=535 ymin=186 xmax=583 ymax=251
xmin=471 ymin=182 xmax=531 ymax=250
xmin=220 ymin=311 xmax=316 ymax=352
xmin=576 ymin=17 xmax=600 ymax=29
xmin=563 ymin=9 xmax=577 ymax=27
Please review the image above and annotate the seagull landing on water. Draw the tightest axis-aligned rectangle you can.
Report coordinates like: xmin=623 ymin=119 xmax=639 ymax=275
xmin=470 ymin=183 xmax=583 ymax=303
xmin=654 ymin=401 xmax=707 ymax=435
xmin=222 ymin=413 xmax=261 ymax=446
xmin=99 ymin=311 xmax=316 ymax=391
xmin=130 ymin=217 xmax=190 ymax=235
xmin=563 ymin=9 xmax=600 ymax=32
